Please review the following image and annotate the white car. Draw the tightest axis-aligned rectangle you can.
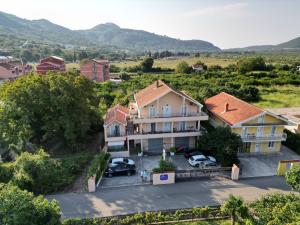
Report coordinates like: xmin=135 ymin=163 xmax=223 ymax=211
xmin=207 ymin=156 xmax=217 ymax=163
xmin=188 ymin=154 xmax=208 ymax=167
xmin=109 ymin=158 xmax=135 ymax=166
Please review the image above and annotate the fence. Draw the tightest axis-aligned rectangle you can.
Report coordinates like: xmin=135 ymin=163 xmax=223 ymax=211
xmin=175 ymin=167 xmax=232 ymax=180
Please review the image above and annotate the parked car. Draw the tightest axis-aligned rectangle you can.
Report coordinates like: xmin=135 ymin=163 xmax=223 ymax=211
xmin=105 ymin=162 xmax=136 ymax=177
xmin=188 ymin=154 xmax=208 ymax=167
xmin=184 ymin=150 xmax=203 ymax=158
xmin=188 ymin=154 xmax=218 ymax=167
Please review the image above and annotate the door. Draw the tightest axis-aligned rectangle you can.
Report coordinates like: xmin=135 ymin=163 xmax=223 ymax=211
xmin=257 ymin=127 xmax=264 ymax=137
xmin=162 ymin=105 xmax=171 ymax=117
xmin=149 ymin=106 xmax=156 ymax=117
xmin=181 ymin=104 xmax=188 ymax=116
xmin=163 ymin=122 xmax=171 ymax=132
xmin=178 ymin=121 xmax=186 ymax=131
xmin=255 ymin=143 xmax=261 ymax=152
xmin=175 ymin=137 xmax=190 ymax=150
xmin=148 ymin=138 xmax=164 ymax=153
xmin=150 ymin=123 xmax=156 ymax=133
xmin=270 ymin=126 xmax=276 ymax=136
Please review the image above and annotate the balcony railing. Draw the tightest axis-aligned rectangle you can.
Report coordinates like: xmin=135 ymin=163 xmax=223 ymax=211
xmin=127 ymin=128 xmax=200 ymax=136
xmin=134 ymin=112 xmax=206 ymax=119
xmin=107 ymin=132 xmax=126 ymax=138
xmin=241 ymin=133 xmax=287 ymax=142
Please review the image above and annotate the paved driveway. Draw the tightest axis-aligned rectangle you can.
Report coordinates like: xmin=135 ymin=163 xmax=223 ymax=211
xmin=239 ymin=146 xmax=300 ymax=178
xmin=48 ymin=176 xmax=293 ymax=219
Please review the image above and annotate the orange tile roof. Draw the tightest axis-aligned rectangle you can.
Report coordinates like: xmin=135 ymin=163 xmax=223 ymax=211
xmin=135 ymin=80 xmax=200 ymax=107
xmin=205 ymin=92 xmax=264 ymax=126
xmin=104 ymin=104 xmax=129 ymax=125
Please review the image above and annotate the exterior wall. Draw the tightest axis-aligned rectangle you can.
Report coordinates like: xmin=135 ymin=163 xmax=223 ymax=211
xmin=210 ymin=114 xmax=229 ymax=128
xmin=141 ymin=121 xmax=198 ymax=133
xmin=80 ymin=60 xmax=110 ymax=82
xmin=140 ymin=91 xmax=199 ymax=118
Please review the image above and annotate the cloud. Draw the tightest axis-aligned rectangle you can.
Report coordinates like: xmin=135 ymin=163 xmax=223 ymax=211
xmin=183 ymin=2 xmax=249 ymax=17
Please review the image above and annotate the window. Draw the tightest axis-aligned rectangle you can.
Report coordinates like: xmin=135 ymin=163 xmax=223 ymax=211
xmin=181 ymin=104 xmax=188 ymax=116
xmin=149 ymin=106 xmax=156 ymax=117
xmin=150 ymin=123 xmax=156 ymax=133
xmin=270 ymin=126 xmax=276 ymax=136
xmin=179 ymin=122 xmax=186 ymax=131
xmin=163 ymin=122 xmax=171 ymax=132
xmin=268 ymin=141 xmax=275 ymax=149
xmin=242 ymin=127 xmax=248 ymax=137
xmin=162 ymin=105 xmax=171 ymax=117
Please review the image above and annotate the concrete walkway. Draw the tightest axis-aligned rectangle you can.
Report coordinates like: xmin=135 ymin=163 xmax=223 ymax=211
xmin=48 ymin=176 xmax=293 ymax=219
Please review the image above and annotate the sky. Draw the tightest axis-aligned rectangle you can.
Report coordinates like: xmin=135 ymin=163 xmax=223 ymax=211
xmin=1 ymin=0 xmax=300 ymax=49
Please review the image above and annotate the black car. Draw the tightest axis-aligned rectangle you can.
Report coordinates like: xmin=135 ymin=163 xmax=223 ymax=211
xmin=105 ymin=162 xmax=136 ymax=177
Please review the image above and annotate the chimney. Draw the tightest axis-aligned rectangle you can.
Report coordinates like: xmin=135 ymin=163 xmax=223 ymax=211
xmin=223 ymin=102 xmax=229 ymax=113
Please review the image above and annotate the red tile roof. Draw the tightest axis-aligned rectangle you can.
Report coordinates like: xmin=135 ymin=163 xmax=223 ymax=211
xmin=135 ymin=80 xmax=200 ymax=108
xmin=205 ymin=92 xmax=264 ymax=126
xmin=104 ymin=104 xmax=129 ymax=125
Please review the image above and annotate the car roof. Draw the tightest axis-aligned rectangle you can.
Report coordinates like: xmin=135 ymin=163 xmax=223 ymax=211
xmin=192 ymin=154 xmax=206 ymax=159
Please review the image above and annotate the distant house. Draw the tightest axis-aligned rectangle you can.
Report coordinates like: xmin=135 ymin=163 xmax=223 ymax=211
xmin=192 ymin=64 xmax=204 ymax=72
xmin=297 ymin=66 xmax=300 ymax=72
xmin=80 ymin=59 xmax=110 ymax=82
xmin=0 ymin=57 xmax=32 ymax=82
xmin=36 ymin=56 xmax=66 ymax=74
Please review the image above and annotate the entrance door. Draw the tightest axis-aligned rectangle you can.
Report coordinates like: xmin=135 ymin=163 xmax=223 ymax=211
xmin=255 ymin=143 xmax=261 ymax=152
xmin=175 ymin=137 xmax=190 ymax=150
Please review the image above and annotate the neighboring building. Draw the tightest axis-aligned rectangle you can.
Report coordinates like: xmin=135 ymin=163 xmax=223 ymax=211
xmin=36 ymin=56 xmax=66 ymax=74
xmin=205 ymin=92 xmax=288 ymax=153
xmin=267 ymin=107 xmax=300 ymax=134
xmin=0 ymin=57 xmax=32 ymax=82
xmin=80 ymin=59 xmax=110 ymax=82
xmin=297 ymin=66 xmax=300 ymax=72
xmin=104 ymin=80 xmax=209 ymax=157
xmin=192 ymin=64 xmax=204 ymax=72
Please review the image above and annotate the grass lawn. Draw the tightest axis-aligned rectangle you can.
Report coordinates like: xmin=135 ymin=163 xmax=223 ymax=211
xmin=171 ymin=219 xmax=231 ymax=225
xmin=112 ymin=56 xmax=237 ymax=69
xmin=254 ymin=85 xmax=300 ymax=108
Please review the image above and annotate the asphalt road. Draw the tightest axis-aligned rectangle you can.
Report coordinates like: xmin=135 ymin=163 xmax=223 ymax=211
xmin=48 ymin=176 xmax=293 ymax=219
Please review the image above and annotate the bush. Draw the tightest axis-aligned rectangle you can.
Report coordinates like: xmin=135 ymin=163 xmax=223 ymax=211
xmin=12 ymin=150 xmax=92 ymax=194
xmin=152 ymin=158 xmax=176 ymax=173
xmin=0 ymin=162 xmax=14 ymax=183
xmin=285 ymin=166 xmax=300 ymax=191
xmin=284 ymin=129 xmax=300 ymax=154
xmin=175 ymin=61 xmax=192 ymax=74
xmin=87 ymin=153 xmax=110 ymax=181
xmin=0 ymin=184 xmax=61 ymax=225
xmin=237 ymin=57 xmax=267 ymax=73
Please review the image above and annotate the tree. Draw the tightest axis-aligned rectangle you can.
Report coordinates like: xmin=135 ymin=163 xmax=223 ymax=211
xmin=109 ymin=64 xmax=121 ymax=73
xmin=198 ymin=127 xmax=241 ymax=166
xmin=285 ymin=166 xmax=300 ymax=191
xmin=221 ymin=195 xmax=249 ymax=225
xmin=195 ymin=60 xmax=208 ymax=70
xmin=237 ymin=57 xmax=267 ymax=73
xmin=175 ymin=61 xmax=192 ymax=74
xmin=140 ymin=57 xmax=154 ymax=72
xmin=0 ymin=72 xmax=99 ymax=152
xmin=0 ymin=184 xmax=61 ymax=225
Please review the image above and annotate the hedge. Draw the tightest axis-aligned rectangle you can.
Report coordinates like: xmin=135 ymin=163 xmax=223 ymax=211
xmin=87 ymin=152 xmax=110 ymax=180
xmin=283 ymin=129 xmax=300 ymax=154
xmin=62 ymin=206 xmax=223 ymax=225
xmin=152 ymin=158 xmax=176 ymax=173
xmin=0 ymin=162 xmax=14 ymax=183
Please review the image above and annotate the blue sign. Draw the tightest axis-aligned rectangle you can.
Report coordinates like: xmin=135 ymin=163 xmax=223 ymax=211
xmin=160 ymin=174 xmax=168 ymax=181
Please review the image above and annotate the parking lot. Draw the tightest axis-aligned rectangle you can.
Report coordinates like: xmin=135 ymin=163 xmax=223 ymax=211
xmin=98 ymin=154 xmax=202 ymax=189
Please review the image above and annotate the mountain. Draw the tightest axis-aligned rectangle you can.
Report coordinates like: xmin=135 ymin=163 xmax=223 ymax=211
xmin=226 ymin=37 xmax=300 ymax=52
xmin=0 ymin=11 xmax=220 ymax=52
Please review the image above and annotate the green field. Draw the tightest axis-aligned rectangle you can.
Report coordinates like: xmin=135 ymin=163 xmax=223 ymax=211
xmin=255 ymin=85 xmax=300 ymax=108
xmin=112 ymin=56 xmax=237 ymax=69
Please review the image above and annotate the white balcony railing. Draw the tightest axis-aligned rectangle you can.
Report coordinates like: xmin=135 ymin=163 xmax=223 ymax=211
xmin=241 ymin=133 xmax=287 ymax=142
xmin=134 ymin=112 xmax=206 ymax=119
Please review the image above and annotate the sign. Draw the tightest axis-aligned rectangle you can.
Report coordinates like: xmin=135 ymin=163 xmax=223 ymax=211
xmin=160 ymin=174 xmax=168 ymax=181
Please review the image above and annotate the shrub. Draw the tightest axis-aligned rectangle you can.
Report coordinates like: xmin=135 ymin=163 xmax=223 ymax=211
xmin=175 ymin=61 xmax=192 ymax=74
xmin=0 ymin=184 xmax=61 ymax=225
xmin=87 ymin=152 xmax=110 ymax=181
xmin=0 ymin=162 xmax=14 ymax=183
xmin=152 ymin=158 xmax=176 ymax=173
xmin=284 ymin=129 xmax=300 ymax=154
xmin=12 ymin=150 xmax=92 ymax=194
xmin=285 ymin=166 xmax=300 ymax=191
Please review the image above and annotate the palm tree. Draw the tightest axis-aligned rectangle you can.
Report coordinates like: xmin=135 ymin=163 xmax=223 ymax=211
xmin=221 ymin=195 xmax=249 ymax=225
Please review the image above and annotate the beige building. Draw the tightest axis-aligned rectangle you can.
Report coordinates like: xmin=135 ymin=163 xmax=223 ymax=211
xmin=205 ymin=92 xmax=289 ymax=153
xmin=103 ymin=80 xmax=208 ymax=156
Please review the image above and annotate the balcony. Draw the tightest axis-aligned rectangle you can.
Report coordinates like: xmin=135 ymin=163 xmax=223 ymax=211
xmin=241 ymin=133 xmax=287 ymax=142
xmin=106 ymin=132 xmax=127 ymax=142
xmin=127 ymin=128 xmax=202 ymax=140
xmin=132 ymin=112 xmax=208 ymax=123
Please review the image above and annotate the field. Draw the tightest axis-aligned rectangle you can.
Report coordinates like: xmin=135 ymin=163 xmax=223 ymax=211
xmin=112 ymin=56 xmax=237 ymax=69
xmin=255 ymin=85 xmax=300 ymax=108
xmin=172 ymin=220 xmax=231 ymax=225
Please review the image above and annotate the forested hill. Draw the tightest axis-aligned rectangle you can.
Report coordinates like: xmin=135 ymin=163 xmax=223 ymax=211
xmin=0 ymin=11 xmax=220 ymax=52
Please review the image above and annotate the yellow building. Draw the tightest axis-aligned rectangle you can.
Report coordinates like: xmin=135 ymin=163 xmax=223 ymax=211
xmin=205 ymin=92 xmax=288 ymax=153
xmin=103 ymin=80 xmax=209 ymax=156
